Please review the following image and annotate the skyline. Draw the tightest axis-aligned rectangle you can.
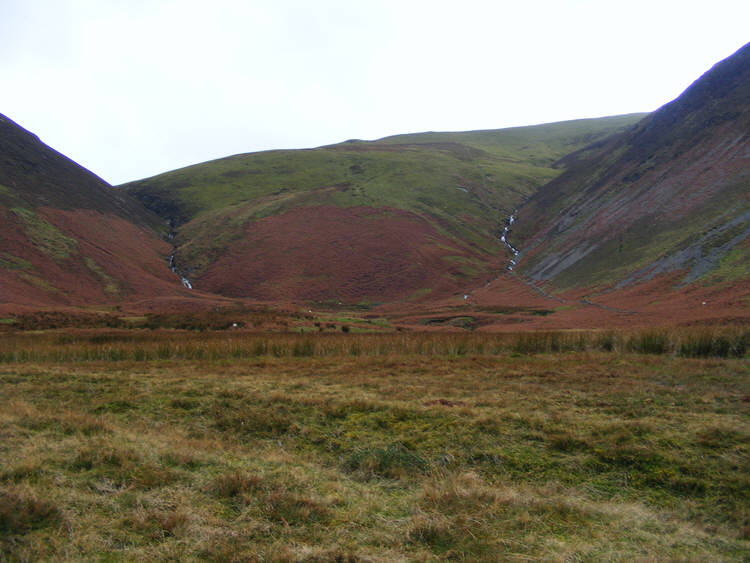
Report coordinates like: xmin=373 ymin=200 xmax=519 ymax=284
xmin=3 ymin=0 xmax=749 ymax=185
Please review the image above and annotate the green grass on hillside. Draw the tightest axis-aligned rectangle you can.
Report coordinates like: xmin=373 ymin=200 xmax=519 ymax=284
xmin=122 ymin=115 xmax=645 ymax=280
xmin=377 ymin=114 xmax=647 ymax=163
xmin=9 ymin=208 xmax=78 ymax=263
xmin=124 ymin=115 xmax=646 ymax=222
xmin=0 ymin=253 xmax=33 ymax=272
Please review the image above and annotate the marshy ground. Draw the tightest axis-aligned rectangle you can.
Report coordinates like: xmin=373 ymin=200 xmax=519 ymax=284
xmin=1 ymin=330 xmax=748 ymax=560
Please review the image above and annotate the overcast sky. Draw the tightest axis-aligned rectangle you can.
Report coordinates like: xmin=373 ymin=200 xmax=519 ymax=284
xmin=2 ymin=1 xmax=749 ymax=185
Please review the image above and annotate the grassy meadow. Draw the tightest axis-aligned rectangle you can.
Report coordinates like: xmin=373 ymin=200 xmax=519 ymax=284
xmin=1 ymin=329 xmax=749 ymax=561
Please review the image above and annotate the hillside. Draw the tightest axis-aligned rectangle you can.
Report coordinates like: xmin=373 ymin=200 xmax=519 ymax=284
xmin=0 ymin=113 xmax=187 ymax=309
xmin=122 ymin=115 xmax=643 ymax=303
xmin=514 ymin=42 xmax=750 ymax=294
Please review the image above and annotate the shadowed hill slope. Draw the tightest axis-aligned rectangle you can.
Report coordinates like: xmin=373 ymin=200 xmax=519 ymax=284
xmin=0 ymin=114 xmax=186 ymax=308
xmin=122 ymin=115 xmax=643 ymax=303
xmin=514 ymin=42 xmax=750 ymax=292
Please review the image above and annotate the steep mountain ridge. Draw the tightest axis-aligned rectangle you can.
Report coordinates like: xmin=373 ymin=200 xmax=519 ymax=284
xmin=514 ymin=42 xmax=750 ymax=291
xmin=0 ymin=114 xmax=161 ymax=225
xmin=0 ymin=114 xmax=186 ymax=308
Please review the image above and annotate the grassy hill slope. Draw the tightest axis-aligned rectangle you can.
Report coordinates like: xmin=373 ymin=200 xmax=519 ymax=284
xmin=122 ymin=115 xmax=644 ymax=303
xmin=513 ymin=43 xmax=750 ymax=292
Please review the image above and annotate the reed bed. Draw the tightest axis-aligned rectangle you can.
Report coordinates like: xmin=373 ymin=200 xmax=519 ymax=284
xmin=1 ymin=326 xmax=748 ymax=363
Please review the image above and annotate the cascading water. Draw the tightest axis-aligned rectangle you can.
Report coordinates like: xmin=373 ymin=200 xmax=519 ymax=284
xmin=500 ymin=210 xmax=519 ymax=270
xmin=460 ymin=209 xmax=521 ymax=301
xmin=168 ymin=239 xmax=193 ymax=289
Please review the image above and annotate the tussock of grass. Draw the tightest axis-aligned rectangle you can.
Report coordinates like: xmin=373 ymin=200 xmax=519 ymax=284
xmin=343 ymin=444 xmax=429 ymax=480
xmin=209 ymin=472 xmax=263 ymax=499
xmin=123 ymin=507 xmax=190 ymax=541
xmin=0 ymin=487 xmax=63 ymax=535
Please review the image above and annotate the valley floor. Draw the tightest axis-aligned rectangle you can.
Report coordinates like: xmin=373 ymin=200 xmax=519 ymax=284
xmin=1 ymin=331 xmax=748 ymax=561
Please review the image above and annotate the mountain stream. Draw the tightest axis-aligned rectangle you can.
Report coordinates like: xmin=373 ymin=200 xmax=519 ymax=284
xmin=167 ymin=232 xmax=193 ymax=289
xmin=500 ymin=211 xmax=520 ymax=270
xmin=169 ymin=252 xmax=193 ymax=289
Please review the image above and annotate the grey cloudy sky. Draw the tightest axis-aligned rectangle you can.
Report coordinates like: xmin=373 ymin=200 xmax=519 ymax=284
xmin=2 ymin=0 xmax=749 ymax=185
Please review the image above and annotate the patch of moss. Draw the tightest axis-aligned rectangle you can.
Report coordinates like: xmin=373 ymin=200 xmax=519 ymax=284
xmin=700 ymin=221 xmax=749 ymax=257
xmin=407 ymin=288 xmax=432 ymax=301
xmin=18 ymin=273 xmax=58 ymax=293
xmin=83 ymin=257 xmax=120 ymax=296
xmin=444 ymin=255 xmax=485 ymax=279
xmin=704 ymin=245 xmax=750 ymax=284
xmin=0 ymin=184 xmax=26 ymax=208
xmin=10 ymin=208 xmax=77 ymax=263
xmin=0 ymin=253 xmax=33 ymax=271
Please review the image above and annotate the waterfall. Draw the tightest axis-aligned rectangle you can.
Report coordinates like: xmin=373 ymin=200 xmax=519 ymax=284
xmin=168 ymin=245 xmax=193 ymax=289
xmin=500 ymin=210 xmax=519 ymax=269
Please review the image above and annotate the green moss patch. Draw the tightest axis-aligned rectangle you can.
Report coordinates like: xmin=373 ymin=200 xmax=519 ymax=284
xmin=0 ymin=253 xmax=33 ymax=271
xmin=10 ymin=208 xmax=78 ymax=263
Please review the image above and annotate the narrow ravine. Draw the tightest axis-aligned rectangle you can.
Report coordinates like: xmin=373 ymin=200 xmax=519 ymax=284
xmin=454 ymin=207 xmax=629 ymax=313
xmin=499 ymin=210 xmax=554 ymax=298
xmin=499 ymin=212 xmax=635 ymax=312
xmin=496 ymin=209 xmax=566 ymax=303
xmin=461 ymin=209 xmax=521 ymax=301
xmin=168 ymin=232 xmax=193 ymax=289
xmin=499 ymin=210 xmax=519 ymax=270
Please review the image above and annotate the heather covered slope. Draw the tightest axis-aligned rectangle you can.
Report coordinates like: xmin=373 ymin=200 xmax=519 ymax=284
xmin=122 ymin=115 xmax=643 ymax=302
xmin=514 ymin=42 xmax=750 ymax=292
xmin=0 ymin=114 xmax=185 ymax=308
